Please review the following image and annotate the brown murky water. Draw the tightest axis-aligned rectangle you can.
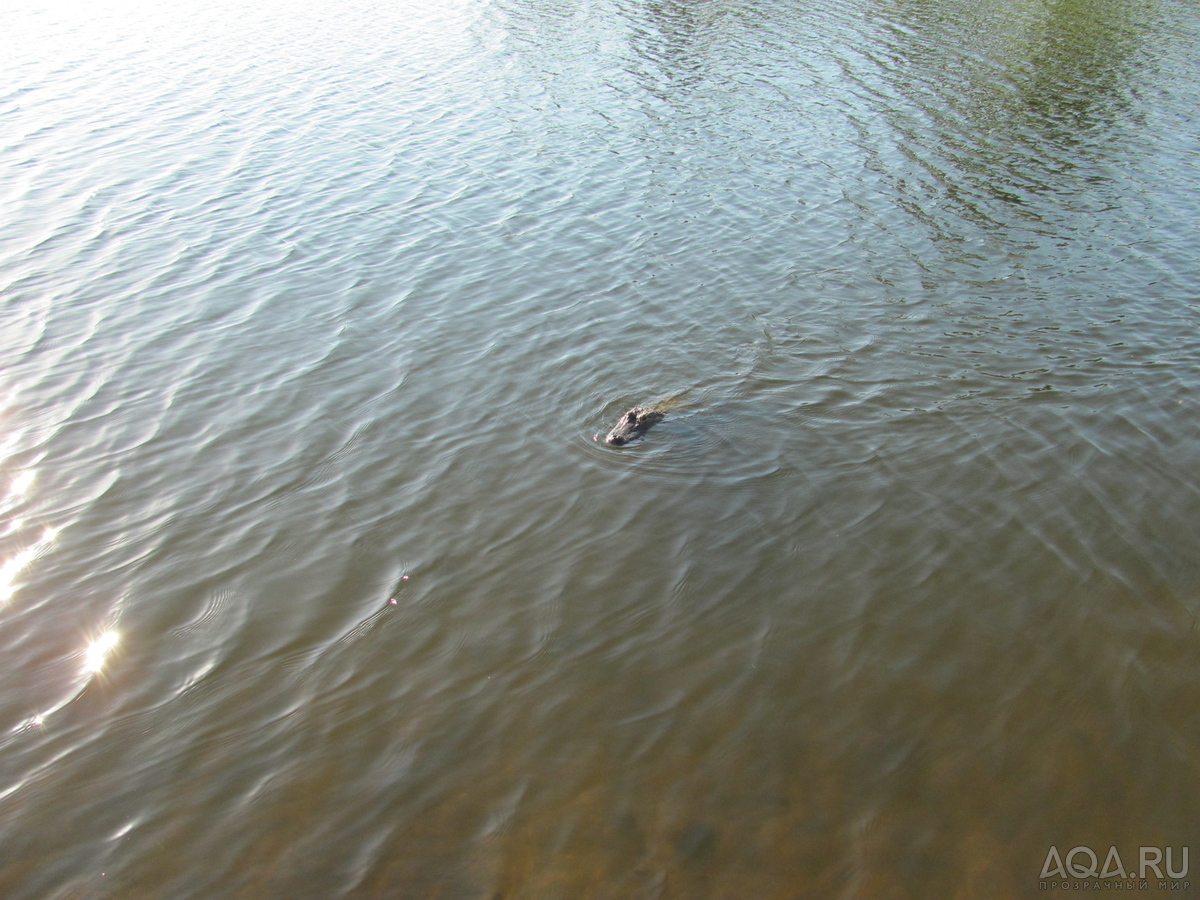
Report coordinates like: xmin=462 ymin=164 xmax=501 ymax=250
xmin=3 ymin=0 xmax=1200 ymax=896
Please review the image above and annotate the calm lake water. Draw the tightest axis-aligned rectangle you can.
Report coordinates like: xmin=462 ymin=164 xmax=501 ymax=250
xmin=3 ymin=0 xmax=1200 ymax=896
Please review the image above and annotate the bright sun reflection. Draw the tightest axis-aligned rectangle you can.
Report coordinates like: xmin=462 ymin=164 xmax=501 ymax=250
xmin=10 ymin=470 xmax=34 ymax=497
xmin=83 ymin=630 xmax=119 ymax=674
xmin=0 ymin=526 xmax=59 ymax=604
xmin=2 ymin=470 xmax=35 ymax=522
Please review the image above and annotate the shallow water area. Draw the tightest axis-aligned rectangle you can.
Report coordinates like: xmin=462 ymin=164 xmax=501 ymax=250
xmin=3 ymin=0 xmax=1200 ymax=896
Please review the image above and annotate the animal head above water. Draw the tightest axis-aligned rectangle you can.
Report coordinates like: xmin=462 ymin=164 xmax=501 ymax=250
xmin=604 ymin=406 xmax=665 ymax=446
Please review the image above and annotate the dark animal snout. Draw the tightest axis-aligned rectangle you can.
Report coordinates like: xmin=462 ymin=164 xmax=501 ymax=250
xmin=603 ymin=406 xmax=664 ymax=446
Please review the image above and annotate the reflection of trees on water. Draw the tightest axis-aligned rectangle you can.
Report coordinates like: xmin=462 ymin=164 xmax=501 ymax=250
xmin=491 ymin=0 xmax=1154 ymax=139
xmin=490 ymin=0 xmax=786 ymax=105
xmin=625 ymin=0 xmax=722 ymax=94
xmin=867 ymin=0 xmax=1152 ymax=148
xmin=494 ymin=0 xmax=1157 ymax=169
xmin=854 ymin=0 xmax=1157 ymax=242
xmin=486 ymin=0 xmax=1169 ymax=250
xmin=1017 ymin=0 xmax=1150 ymax=138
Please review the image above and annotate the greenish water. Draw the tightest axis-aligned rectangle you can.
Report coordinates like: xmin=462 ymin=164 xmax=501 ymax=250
xmin=2 ymin=0 xmax=1200 ymax=896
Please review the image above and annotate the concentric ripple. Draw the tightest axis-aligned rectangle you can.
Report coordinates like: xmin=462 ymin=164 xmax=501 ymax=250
xmin=2 ymin=0 xmax=1200 ymax=896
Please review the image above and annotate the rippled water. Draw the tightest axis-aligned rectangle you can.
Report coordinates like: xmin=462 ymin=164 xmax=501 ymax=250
xmin=4 ymin=0 xmax=1200 ymax=896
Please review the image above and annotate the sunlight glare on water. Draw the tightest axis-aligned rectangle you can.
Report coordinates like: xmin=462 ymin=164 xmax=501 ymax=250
xmin=2 ymin=0 xmax=1200 ymax=896
xmin=81 ymin=629 xmax=119 ymax=676
xmin=0 ymin=526 xmax=56 ymax=606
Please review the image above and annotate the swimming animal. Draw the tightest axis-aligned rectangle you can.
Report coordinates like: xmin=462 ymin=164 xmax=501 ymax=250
xmin=601 ymin=406 xmax=665 ymax=446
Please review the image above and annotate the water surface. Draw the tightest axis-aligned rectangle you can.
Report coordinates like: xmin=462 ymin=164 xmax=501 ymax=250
xmin=3 ymin=0 xmax=1200 ymax=896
